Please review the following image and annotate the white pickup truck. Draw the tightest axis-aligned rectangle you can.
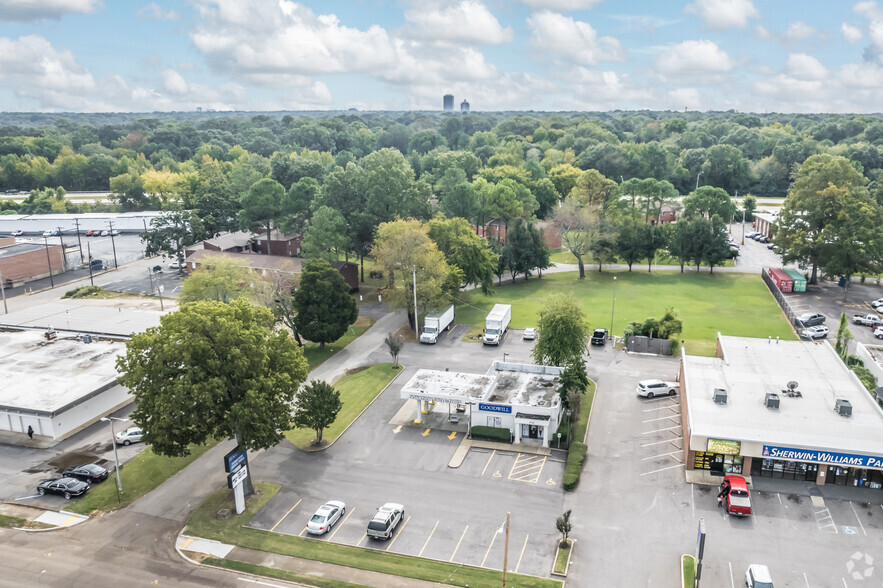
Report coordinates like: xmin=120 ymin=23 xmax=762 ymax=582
xmin=853 ymin=313 xmax=883 ymax=327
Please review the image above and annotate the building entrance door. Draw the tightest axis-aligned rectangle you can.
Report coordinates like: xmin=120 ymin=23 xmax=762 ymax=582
xmin=528 ymin=425 xmax=539 ymax=439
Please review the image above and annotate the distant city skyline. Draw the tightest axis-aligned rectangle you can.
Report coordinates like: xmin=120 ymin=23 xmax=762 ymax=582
xmin=1 ymin=1 xmax=883 ymax=113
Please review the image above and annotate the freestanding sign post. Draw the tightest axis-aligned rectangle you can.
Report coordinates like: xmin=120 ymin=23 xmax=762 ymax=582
xmin=224 ymin=446 xmax=249 ymax=514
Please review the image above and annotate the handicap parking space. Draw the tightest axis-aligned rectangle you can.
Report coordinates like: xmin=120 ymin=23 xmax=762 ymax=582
xmin=454 ymin=448 xmax=564 ymax=487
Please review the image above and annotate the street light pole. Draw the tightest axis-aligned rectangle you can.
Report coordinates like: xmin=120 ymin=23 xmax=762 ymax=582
xmin=741 ymin=208 xmax=746 ymax=245
xmin=609 ymin=276 xmax=617 ymax=340
xmin=43 ymin=236 xmax=54 ymax=288
xmin=101 ymin=416 xmax=128 ymax=503
xmin=0 ymin=266 xmax=7 ymax=314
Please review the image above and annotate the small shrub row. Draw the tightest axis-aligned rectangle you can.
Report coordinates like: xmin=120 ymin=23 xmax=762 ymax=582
xmin=63 ymin=285 xmax=103 ymax=299
xmin=471 ymin=425 xmax=511 ymax=444
xmin=563 ymin=442 xmax=587 ymax=490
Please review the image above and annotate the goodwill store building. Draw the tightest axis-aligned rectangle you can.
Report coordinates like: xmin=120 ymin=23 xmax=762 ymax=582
xmin=680 ymin=335 xmax=883 ymax=491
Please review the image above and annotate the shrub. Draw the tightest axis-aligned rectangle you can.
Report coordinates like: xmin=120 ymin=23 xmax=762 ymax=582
xmin=470 ymin=425 xmax=511 ymax=443
xmin=563 ymin=442 xmax=587 ymax=490
xmin=63 ymin=285 xmax=103 ymax=299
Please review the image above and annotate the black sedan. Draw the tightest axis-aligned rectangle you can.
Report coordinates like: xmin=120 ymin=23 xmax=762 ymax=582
xmin=63 ymin=463 xmax=109 ymax=484
xmin=37 ymin=477 xmax=90 ymax=500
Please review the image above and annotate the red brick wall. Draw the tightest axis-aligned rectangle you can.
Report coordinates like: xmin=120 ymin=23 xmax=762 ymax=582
xmin=0 ymin=245 xmax=65 ymax=285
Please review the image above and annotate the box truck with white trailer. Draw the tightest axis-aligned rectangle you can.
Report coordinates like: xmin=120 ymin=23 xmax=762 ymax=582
xmin=483 ymin=304 xmax=511 ymax=345
xmin=420 ymin=304 xmax=455 ymax=344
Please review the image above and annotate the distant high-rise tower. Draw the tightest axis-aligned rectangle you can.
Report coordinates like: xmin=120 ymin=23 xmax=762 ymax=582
xmin=443 ymin=94 xmax=454 ymax=111
xmin=460 ymin=100 xmax=470 ymax=113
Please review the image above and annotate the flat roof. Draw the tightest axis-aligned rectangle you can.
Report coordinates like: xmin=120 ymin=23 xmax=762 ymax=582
xmin=684 ymin=335 xmax=883 ymax=457
xmin=0 ymin=299 xmax=167 ymax=337
xmin=486 ymin=370 xmax=560 ymax=407
xmin=401 ymin=369 xmax=493 ymax=402
xmin=0 ymin=330 xmax=125 ymax=414
xmin=0 ymin=242 xmax=60 ymax=259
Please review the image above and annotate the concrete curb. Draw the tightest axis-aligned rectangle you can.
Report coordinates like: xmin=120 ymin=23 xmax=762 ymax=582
xmin=293 ymin=364 xmax=405 ymax=453
xmin=551 ymin=538 xmax=575 ymax=577
xmin=680 ymin=553 xmax=695 ymax=588
xmin=582 ymin=379 xmax=598 ymax=445
xmin=11 ymin=508 xmax=89 ymax=532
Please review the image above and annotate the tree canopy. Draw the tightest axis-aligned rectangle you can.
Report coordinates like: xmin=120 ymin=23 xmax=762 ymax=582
xmin=532 ymin=293 xmax=591 ymax=367
xmin=293 ymin=258 xmax=358 ymax=349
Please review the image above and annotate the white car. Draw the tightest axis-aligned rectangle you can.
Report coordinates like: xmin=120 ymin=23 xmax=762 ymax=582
xmin=169 ymin=259 xmax=182 ymax=269
xmin=871 ymin=298 xmax=883 ymax=310
xmin=745 ymin=563 xmax=774 ymax=588
xmin=874 ymin=326 xmax=883 ymax=339
xmin=114 ymin=427 xmax=144 ymax=446
xmin=801 ymin=325 xmax=829 ymax=340
xmin=522 ymin=327 xmax=537 ymax=341
xmin=636 ymin=379 xmax=678 ymax=399
xmin=307 ymin=500 xmax=346 ymax=535
xmin=11 ymin=229 xmax=23 ymax=236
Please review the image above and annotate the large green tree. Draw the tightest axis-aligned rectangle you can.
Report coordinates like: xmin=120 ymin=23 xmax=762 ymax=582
xmin=179 ymin=258 xmax=265 ymax=303
xmin=293 ymin=380 xmax=343 ymax=445
xmin=553 ymin=196 xmax=600 ymax=278
xmin=301 ymin=205 xmax=349 ymax=262
xmin=141 ymin=206 xmax=205 ymax=272
xmin=116 ymin=299 xmax=308 ymax=494
xmin=532 ymin=293 xmax=591 ymax=367
xmin=427 ymin=216 xmax=499 ymax=294
xmin=240 ymin=178 xmax=284 ymax=254
xmin=682 ymin=185 xmax=736 ymax=221
xmin=293 ymin=258 xmax=358 ymax=349
xmin=775 ymin=154 xmax=880 ymax=284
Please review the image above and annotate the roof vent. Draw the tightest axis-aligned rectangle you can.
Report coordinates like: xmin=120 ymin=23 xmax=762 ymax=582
xmin=713 ymin=388 xmax=728 ymax=405
xmin=764 ymin=393 xmax=779 ymax=409
xmin=537 ymin=399 xmax=546 ymax=406
xmin=783 ymin=381 xmax=802 ymax=398
xmin=835 ymin=399 xmax=852 ymax=417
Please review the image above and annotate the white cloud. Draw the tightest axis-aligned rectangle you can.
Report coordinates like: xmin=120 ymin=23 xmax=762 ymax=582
xmin=608 ymin=14 xmax=680 ymax=33
xmin=528 ymin=11 xmax=626 ymax=66
xmin=0 ymin=35 xmax=96 ymax=107
xmin=755 ymin=25 xmax=773 ymax=40
xmin=520 ymin=0 xmax=603 ymax=10
xmin=842 ymin=23 xmax=863 ymax=43
xmin=0 ymin=0 xmax=102 ymax=22
xmin=855 ymin=1 xmax=883 ymax=20
xmin=137 ymin=2 xmax=179 ymax=21
xmin=684 ymin=0 xmax=759 ymax=30
xmin=785 ymin=53 xmax=827 ymax=81
xmin=654 ymin=40 xmax=734 ymax=79
xmin=402 ymin=1 xmax=513 ymax=45
xmin=783 ymin=21 xmax=818 ymax=42
xmin=567 ymin=67 xmax=652 ymax=107
xmin=666 ymin=88 xmax=702 ymax=110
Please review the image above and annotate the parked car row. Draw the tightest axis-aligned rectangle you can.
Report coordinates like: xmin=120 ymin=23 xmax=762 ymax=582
xmin=746 ymin=231 xmax=771 ymax=244
xmin=306 ymin=500 xmax=405 ymax=541
xmin=36 ymin=462 xmax=110 ymax=500
xmin=8 ymin=229 xmax=121 ymax=237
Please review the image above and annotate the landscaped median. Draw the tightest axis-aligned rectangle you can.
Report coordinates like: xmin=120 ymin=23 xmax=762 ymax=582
xmin=552 ymin=539 xmax=574 ymax=576
xmin=285 ymin=363 xmax=401 ymax=450
xmin=681 ymin=554 xmax=696 ymax=587
xmin=66 ymin=442 xmax=216 ymax=516
xmin=563 ymin=380 xmax=596 ymax=491
xmin=186 ymin=483 xmax=563 ymax=588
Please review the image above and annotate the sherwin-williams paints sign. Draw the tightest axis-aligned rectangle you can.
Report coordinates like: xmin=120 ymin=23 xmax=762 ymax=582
xmin=763 ymin=445 xmax=883 ymax=468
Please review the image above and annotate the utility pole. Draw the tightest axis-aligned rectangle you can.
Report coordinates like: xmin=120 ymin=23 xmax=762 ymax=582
xmin=56 ymin=226 xmax=66 ymax=270
xmin=43 ymin=236 xmax=54 ymax=288
xmin=86 ymin=241 xmax=94 ymax=286
xmin=412 ymin=267 xmax=419 ymax=340
xmin=108 ymin=221 xmax=119 ymax=269
xmin=502 ymin=512 xmax=510 ymax=588
xmin=74 ymin=218 xmax=84 ymax=263
xmin=0 ymin=266 xmax=7 ymax=314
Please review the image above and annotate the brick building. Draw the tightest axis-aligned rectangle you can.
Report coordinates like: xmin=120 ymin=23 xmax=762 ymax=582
xmin=0 ymin=237 xmax=65 ymax=288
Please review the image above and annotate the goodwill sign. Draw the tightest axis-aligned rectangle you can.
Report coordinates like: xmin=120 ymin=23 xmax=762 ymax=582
xmin=763 ymin=445 xmax=883 ymax=468
xmin=479 ymin=403 xmax=512 ymax=413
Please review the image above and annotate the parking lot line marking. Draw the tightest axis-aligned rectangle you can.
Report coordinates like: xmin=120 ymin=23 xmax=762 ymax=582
xmin=327 ymin=507 xmax=355 ymax=542
xmin=357 ymin=534 xmax=367 ymax=547
xmin=449 ymin=525 xmax=469 ymax=562
xmin=448 ymin=431 xmax=457 ymax=440
xmin=641 ymin=415 xmax=682 ymax=423
xmin=641 ymin=450 xmax=682 ymax=461
xmin=481 ymin=450 xmax=496 ymax=477
xmin=728 ymin=561 xmax=734 ymax=588
xmin=642 ymin=403 xmax=678 ymax=413
xmin=270 ymin=498 xmax=302 ymax=532
xmin=393 ymin=425 xmax=402 ymax=434
xmin=640 ymin=438 xmax=682 ymax=447
xmin=298 ymin=527 xmax=307 ymax=537
xmin=480 ymin=530 xmax=498 ymax=567
xmin=418 ymin=521 xmax=439 ymax=557
xmin=509 ymin=455 xmax=546 ymax=483
xmin=850 ymin=502 xmax=868 ymax=536
xmin=179 ymin=537 xmax=195 ymax=550
xmin=515 ymin=534 xmax=529 ymax=573
xmin=803 ymin=572 xmax=809 ymax=587
xmin=640 ymin=425 xmax=681 ymax=434
xmin=422 ymin=428 xmax=431 ymax=437
xmin=386 ymin=515 xmax=410 ymax=551
xmin=640 ymin=463 xmax=685 ymax=476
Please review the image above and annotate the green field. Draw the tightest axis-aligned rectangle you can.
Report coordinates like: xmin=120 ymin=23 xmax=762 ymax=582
xmin=285 ymin=363 xmax=401 ymax=449
xmin=456 ymin=271 xmax=795 ymax=356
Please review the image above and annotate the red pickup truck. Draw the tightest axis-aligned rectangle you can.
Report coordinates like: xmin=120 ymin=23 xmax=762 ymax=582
xmin=720 ymin=475 xmax=752 ymax=516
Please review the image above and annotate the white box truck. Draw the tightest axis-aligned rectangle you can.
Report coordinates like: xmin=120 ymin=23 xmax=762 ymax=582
xmin=420 ymin=304 xmax=455 ymax=344
xmin=483 ymin=304 xmax=511 ymax=345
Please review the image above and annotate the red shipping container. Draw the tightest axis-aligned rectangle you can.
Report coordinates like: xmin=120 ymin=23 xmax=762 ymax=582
xmin=768 ymin=268 xmax=793 ymax=293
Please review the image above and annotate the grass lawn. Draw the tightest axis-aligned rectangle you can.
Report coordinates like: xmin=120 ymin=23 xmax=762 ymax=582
xmin=301 ymin=316 xmax=375 ymax=370
xmin=553 ymin=540 xmax=572 ymax=574
xmin=67 ymin=442 xmax=216 ymax=516
xmin=204 ymin=559 xmax=365 ymax=588
xmin=62 ymin=285 xmax=143 ymax=299
xmin=284 ymin=363 xmax=401 ymax=450
xmin=457 ymin=271 xmax=795 ymax=356
xmin=188 ymin=483 xmax=562 ymax=588
xmin=682 ymin=555 xmax=696 ymax=587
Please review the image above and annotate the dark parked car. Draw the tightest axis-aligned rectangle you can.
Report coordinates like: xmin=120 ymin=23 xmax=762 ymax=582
xmin=591 ymin=328 xmax=608 ymax=345
xmin=37 ymin=477 xmax=90 ymax=500
xmin=63 ymin=463 xmax=108 ymax=484
xmin=795 ymin=312 xmax=825 ymax=327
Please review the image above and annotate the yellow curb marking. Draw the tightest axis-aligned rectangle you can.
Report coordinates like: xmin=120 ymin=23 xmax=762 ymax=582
xmin=393 ymin=425 xmax=403 ymax=434
xmin=515 ymin=534 xmax=530 ymax=573
xmin=179 ymin=537 xmax=195 ymax=550
xmin=327 ymin=506 xmax=355 ymax=542
xmin=481 ymin=450 xmax=496 ymax=477
xmin=449 ymin=525 xmax=469 ymax=562
xmin=386 ymin=515 xmax=410 ymax=552
xmin=419 ymin=521 xmax=440 ymax=557
xmin=448 ymin=431 xmax=457 ymax=440
xmin=421 ymin=428 xmax=431 ymax=437
xmin=481 ymin=529 xmax=498 ymax=567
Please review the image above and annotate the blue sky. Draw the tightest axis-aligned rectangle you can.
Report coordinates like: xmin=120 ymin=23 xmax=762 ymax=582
xmin=0 ymin=0 xmax=882 ymax=113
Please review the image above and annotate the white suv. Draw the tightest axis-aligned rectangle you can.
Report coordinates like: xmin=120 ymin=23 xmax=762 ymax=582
xmin=636 ymin=379 xmax=678 ymax=399
xmin=366 ymin=503 xmax=404 ymax=540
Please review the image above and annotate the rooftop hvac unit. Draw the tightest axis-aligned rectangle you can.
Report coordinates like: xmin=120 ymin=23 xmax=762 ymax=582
xmin=765 ymin=393 xmax=780 ymax=409
xmin=713 ymin=388 xmax=728 ymax=405
xmin=835 ymin=399 xmax=852 ymax=417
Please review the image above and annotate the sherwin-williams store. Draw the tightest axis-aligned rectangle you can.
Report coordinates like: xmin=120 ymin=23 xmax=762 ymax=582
xmin=680 ymin=335 xmax=883 ymax=491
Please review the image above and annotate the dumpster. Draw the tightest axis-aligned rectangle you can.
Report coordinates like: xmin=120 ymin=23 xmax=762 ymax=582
xmin=768 ymin=268 xmax=793 ymax=293
xmin=783 ymin=268 xmax=806 ymax=292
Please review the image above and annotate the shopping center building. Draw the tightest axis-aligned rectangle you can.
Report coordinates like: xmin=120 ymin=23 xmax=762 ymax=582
xmin=681 ymin=335 xmax=883 ymax=491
